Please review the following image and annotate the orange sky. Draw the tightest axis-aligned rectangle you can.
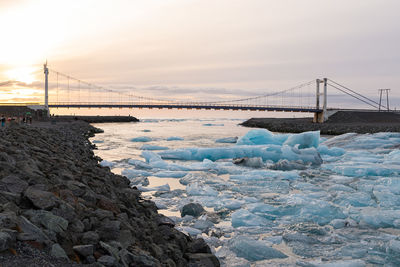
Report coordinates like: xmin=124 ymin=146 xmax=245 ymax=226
xmin=1 ymin=0 xmax=400 ymax=111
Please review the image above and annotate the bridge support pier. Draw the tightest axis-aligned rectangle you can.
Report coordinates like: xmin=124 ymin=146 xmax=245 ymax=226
xmin=44 ymin=62 xmax=49 ymax=117
xmin=313 ymin=78 xmax=328 ymax=123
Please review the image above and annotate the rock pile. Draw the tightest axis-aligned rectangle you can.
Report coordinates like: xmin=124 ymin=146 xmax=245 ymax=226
xmin=0 ymin=121 xmax=219 ymax=266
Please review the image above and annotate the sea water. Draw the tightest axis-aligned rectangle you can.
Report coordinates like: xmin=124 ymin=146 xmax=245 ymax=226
xmin=91 ymin=118 xmax=400 ymax=266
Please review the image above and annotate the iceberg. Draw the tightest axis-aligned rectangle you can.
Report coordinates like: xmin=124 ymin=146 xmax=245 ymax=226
xmin=99 ymin=160 xmax=115 ymax=168
xmin=231 ymin=209 xmax=272 ymax=227
xmin=140 ymin=144 xmax=169 ymax=150
xmin=127 ymin=159 xmax=152 ymax=169
xmin=166 ymin=136 xmax=184 ymax=141
xmin=158 ymin=144 xmax=322 ymax=165
xmin=121 ymin=169 xmax=151 ymax=178
xmin=228 ymin=236 xmax=287 ymax=261
xmin=186 ymin=182 xmax=218 ymax=196
xmin=130 ymin=136 xmax=152 ymax=142
xmin=154 ymin=171 xmax=188 ymax=178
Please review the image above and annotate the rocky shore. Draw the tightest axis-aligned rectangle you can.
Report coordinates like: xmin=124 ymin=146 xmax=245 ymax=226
xmin=241 ymin=111 xmax=400 ymax=135
xmin=0 ymin=121 xmax=219 ymax=266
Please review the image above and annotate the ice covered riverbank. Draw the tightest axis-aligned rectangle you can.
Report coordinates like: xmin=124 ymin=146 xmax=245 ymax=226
xmin=93 ymin=119 xmax=400 ymax=266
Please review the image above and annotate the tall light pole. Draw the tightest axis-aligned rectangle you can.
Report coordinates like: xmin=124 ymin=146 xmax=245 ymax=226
xmin=44 ymin=61 xmax=49 ymax=116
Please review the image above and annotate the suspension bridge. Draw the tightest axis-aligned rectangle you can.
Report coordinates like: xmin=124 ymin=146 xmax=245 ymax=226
xmin=25 ymin=63 xmax=394 ymax=122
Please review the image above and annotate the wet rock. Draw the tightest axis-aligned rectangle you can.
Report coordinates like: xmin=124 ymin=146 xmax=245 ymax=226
xmin=181 ymin=203 xmax=205 ymax=218
xmin=50 ymin=243 xmax=69 ymax=261
xmin=24 ymin=187 xmax=57 ymax=210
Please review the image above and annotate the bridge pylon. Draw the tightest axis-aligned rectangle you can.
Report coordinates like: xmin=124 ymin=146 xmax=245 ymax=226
xmin=44 ymin=61 xmax=50 ymax=117
xmin=313 ymin=78 xmax=327 ymax=123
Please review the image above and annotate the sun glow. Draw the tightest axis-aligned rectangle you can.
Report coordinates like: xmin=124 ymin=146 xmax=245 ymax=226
xmin=6 ymin=67 xmax=38 ymax=84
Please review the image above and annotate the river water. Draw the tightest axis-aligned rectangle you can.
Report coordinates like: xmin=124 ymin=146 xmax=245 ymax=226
xmin=90 ymin=118 xmax=400 ymax=266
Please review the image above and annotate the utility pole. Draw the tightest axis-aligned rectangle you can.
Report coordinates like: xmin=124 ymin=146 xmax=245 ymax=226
xmin=44 ymin=61 xmax=49 ymax=116
xmin=323 ymin=78 xmax=328 ymax=121
xmin=378 ymin=89 xmax=390 ymax=111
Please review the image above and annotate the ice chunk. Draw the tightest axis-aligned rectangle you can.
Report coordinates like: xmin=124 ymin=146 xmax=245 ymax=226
xmin=99 ymin=160 xmax=115 ymax=168
xmin=141 ymin=151 xmax=168 ymax=169
xmin=216 ymin=137 xmax=238 ymax=143
xmin=92 ymin=140 xmax=104 ymax=143
xmin=203 ymin=123 xmax=224 ymax=126
xmin=127 ymin=159 xmax=152 ymax=169
xmin=154 ymin=171 xmax=188 ymax=178
xmin=121 ymin=169 xmax=151 ymax=178
xmin=186 ymin=182 xmax=218 ymax=196
xmin=166 ymin=136 xmax=184 ymax=141
xmin=231 ymin=209 xmax=272 ymax=227
xmin=233 ymin=157 xmax=265 ymax=168
xmin=159 ymin=144 xmax=322 ymax=165
xmin=297 ymin=259 xmax=366 ymax=267
xmin=236 ymin=129 xmax=287 ymax=146
xmin=130 ymin=136 xmax=152 ymax=142
xmin=135 ymin=183 xmax=170 ymax=192
xmin=230 ymin=170 xmax=299 ymax=181
xmin=140 ymin=144 xmax=169 ymax=150
xmin=228 ymin=236 xmax=287 ymax=261
xmin=317 ymin=145 xmax=346 ymax=156
xmin=283 ymin=131 xmax=320 ymax=149
xmin=334 ymin=192 xmax=376 ymax=207
xmin=176 ymin=226 xmax=201 ymax=236
xmin=142 ymin=129 xmax=151 ymax=132
xmin=358 ymin=208 xmax=400 ymax=228
xmin=268 ymin=159 xmax=307 ymax=171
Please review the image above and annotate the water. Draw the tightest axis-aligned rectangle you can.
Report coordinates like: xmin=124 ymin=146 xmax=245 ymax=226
xmin=90 ymin=118 xmax=400 ymax=266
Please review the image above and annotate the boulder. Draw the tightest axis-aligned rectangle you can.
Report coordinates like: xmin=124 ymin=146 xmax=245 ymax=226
xmin=1 ymin=175 xmax=29 ymax=194
xmin=24 ymin=187 xmax=57 ymax=210
xmin=0 ymin=231 xmax=13 ymax=251
xmin=50 ymin=243 xmax=69 ymax=261
xmin=73 ymin=244 xmax=94 ymax=257
xmin=181 ymin=203 xmax=205 ymax=218
xmin=97 ymin=255 xmax=116 ymax=266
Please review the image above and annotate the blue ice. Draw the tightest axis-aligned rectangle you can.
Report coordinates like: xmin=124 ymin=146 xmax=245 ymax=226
xmin=186 ymin=182 xmax=219 ymax=196
xmin=131 ymin=136 xmax=153 ymax=142
xmin=166 ymin=136 xmax=184 ymax=141
xmin=228 ymin=236 xmax=287 ymax=261
xmin=99 ymin=160 xmax=115 ymax=168
xmin=154 ymin=171 xmax=188 ymax=178
xmin=230 ymin=170 xmax=299 ymax=181
xmin=122 ymin=169 xmax=151 ymax=178
xmin=158 ymin=145 xmax=322 ymax=165
xmin=140 ymin=144 xmax=169 ymax=150
xmin=231 ymin=209 xmax=273 ymax=228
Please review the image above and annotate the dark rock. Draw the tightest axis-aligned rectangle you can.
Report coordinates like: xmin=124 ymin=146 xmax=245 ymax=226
xmin=82 ymin=231 xmax=100 ymax=245
xmin=119 ymin=248 xmax=161 ymax=267
xmin=1 ymin=175 xmax=29 ymax=194
xmin=181 ymin=203 xmax=205 ymax=218
xmin=23 ymin=210 xmax=68 ymax=234
xmin=156 ymin=214 xmax=175 ymax=227
xmin=99 ymin=241 xmax=120 ymax=261
xmin=187 ymin=238 xmax=212 ymax=254
xmin=0 ymin=231 xmax=13 ymax=251
xmin=50 ymin=243 xmax=69 ymax=261
xmin=73 ymin=244 xmax=94 ymax=257
xmin=0 ymin=211 xmax=18 ymax=229
xmin=97 ymin=220 xmax=120 ymax=241
xmin=185 ymin=253 xmax=220 ymax=267
xmin=97 ymin=196 xmax=121 ymax=214
xmin=17 ymin=216 xmax=49 ymax=243
xmin=24 ymin=187 xmax=57 ymax=210
xmin=97 ymin=255 xmax=116 ymax=266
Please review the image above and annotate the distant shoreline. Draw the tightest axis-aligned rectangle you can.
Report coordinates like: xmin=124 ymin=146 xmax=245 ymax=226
xmin=240 ymin=111 xmax=400 ymax=135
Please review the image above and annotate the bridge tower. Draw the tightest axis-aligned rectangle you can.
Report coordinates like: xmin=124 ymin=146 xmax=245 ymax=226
xmin=313 ymin=78 xmax=327 ymax=123
xmin=44 ymin=62 xmax=49 ymax=116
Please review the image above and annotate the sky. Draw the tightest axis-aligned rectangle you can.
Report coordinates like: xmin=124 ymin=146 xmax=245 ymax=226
xmin=1 ymin=0 xmax=400 ymax=112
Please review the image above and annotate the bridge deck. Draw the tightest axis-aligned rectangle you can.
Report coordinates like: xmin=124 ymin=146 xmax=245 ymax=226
xmin=48 ymin=103 xmax=322 ymax=113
